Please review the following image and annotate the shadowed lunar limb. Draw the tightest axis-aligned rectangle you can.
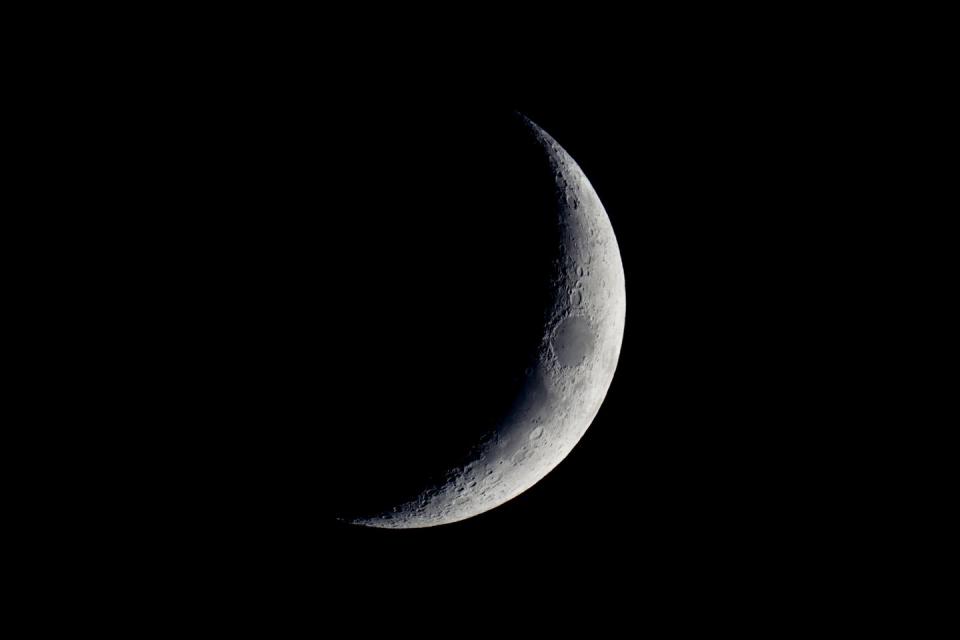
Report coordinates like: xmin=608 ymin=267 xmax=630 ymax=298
xmin=347 ymin=115 xmax=626 ymax=529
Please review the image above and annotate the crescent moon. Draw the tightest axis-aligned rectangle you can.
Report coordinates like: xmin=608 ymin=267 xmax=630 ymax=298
xmin=346 ymin=115 xmax=626 ymax=528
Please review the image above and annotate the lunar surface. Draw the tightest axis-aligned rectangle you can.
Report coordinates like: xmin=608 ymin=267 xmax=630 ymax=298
xmin=339 ymin=115 xmax=626 ymax=528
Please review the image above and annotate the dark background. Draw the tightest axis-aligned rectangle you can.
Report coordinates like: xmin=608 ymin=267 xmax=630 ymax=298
xmin=15 ymin=8 xmax=938 ymax=627
xmin=117 ymin=86 xmax=858 ymax=580
xmin=49 ymin=36 xmax=898 ymax=608
xmin=303 ymin=79 xmax=894 ymax=593
xmin=314 ymin=93 xmax=847 ymax=577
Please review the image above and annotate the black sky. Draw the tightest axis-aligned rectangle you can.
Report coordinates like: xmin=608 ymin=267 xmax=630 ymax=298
xmin=101 ymin=51 xmax=869 ymax=598
xmin=320 ymin=95 xmax=814 ymax=559
xmin=312 ymin=71 xmax=876 ymax=587
xmin=21 ymin=8 xmax=925 ymax=626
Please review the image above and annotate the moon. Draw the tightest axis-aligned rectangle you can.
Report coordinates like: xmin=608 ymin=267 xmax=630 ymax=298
xmin=342 ymin=115 xmax=625 ymax=528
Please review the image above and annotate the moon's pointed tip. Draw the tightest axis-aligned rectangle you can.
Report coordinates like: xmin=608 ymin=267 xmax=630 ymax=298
xmin=511 ymin=110 xmax=541 ymax=133
xmin=514 ymin=115 xmax=562 ymax=156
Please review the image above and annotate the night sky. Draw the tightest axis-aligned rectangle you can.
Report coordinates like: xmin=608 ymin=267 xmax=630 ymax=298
xmin=39 ymin=14 xmax=901 ymax=626
xmin=319 ymin=90 xmax=850 ymax=586
xmin=122 ymin=70 xmax=853 ymax=600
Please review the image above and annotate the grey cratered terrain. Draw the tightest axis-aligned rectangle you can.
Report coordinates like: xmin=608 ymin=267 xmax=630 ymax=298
xmin=348 ymin=116 xmax=626 ymax=528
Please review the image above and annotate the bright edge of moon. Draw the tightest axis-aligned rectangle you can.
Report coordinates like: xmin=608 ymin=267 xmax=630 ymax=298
xmin=344 ymin=115 xmax=626 ymax=528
